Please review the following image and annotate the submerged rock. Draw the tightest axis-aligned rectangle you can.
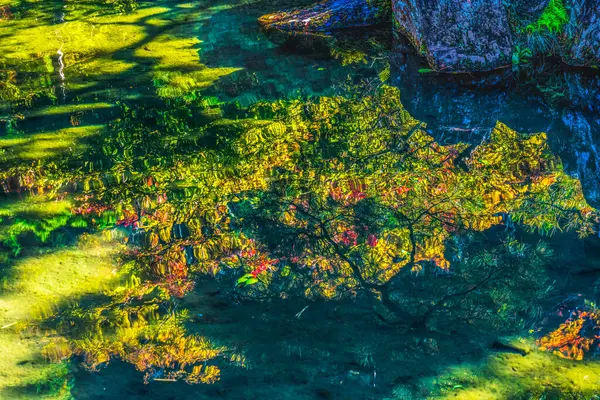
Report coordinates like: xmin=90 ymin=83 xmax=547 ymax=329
xmin=258 ymin=0 xmax=387 ymax=32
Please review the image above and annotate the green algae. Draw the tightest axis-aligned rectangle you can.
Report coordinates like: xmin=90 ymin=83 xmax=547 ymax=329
xmin=428 ymin=339 xmax=600 ymax=399
xmin=0 ymin=196 xmax=72 ymax=219
xmin=0 ymin=196 xmax=75 ymax=261
xmin=25 ymin=105 xmax=115 ymax=118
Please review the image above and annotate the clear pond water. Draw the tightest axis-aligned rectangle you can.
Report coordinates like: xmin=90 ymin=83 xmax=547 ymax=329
xmin=1 ymin=1 xmax=600 ymax=399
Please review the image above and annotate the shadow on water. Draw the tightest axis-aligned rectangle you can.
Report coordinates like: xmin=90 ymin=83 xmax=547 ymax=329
xmin=61 ymin=286 xmax=496 ymax=400
xmin=45 ymin=230 xmax=600 ymax=399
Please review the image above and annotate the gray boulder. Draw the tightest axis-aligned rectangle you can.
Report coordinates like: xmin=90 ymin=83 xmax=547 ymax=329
xmin=565 ymin=0 xmax=600 ymax=66
xmin=392 ymin=0 xmax=513 ymax=72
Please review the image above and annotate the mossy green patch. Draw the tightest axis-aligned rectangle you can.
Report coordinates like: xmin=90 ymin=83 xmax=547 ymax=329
xmin=0 ymin=195 xmax=75 ymax=260
xmin=526 ymin=0 xmax=569 ymax=34
xmin=429 ymin=338 xmax=600 ymax=399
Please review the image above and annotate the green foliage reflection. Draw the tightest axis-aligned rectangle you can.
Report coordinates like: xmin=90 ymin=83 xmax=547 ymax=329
xmin=2 ymin=84 xmax=598 ymax=388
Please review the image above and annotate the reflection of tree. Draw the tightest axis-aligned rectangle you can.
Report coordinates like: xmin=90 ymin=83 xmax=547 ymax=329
xmin=538 ymin=303 xmax=600 ymax=360
xmin=10 ymin=86 xmax=598 ymax=384
xmin=214 ymin=86 xmax=595 ymax=327
xmin=46 ymin=282 xmax=223 ymax=384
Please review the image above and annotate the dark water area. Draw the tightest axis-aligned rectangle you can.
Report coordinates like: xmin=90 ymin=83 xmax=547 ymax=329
xmin=2 ymin=0 xmax=600 ymax=399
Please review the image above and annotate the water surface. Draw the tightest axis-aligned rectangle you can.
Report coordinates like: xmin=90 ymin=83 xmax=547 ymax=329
xmin=2 ymin=1 xmax=600 ymax=399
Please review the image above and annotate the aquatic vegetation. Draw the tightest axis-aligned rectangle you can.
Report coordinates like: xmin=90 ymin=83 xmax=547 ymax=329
xmin=0 ymin=196 xmax=74 ymax=261
xmin=107 ymin=0 xmax=139 ymax=14
xmin=428 ymin=338 xmax=600 ymax=399
xmin=388 ymin=385 xmax=420 ymax=400
xmin=353 ymin=345 xmax=375 ymax=368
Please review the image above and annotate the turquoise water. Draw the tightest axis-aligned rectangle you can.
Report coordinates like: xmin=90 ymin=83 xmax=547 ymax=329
xmin=2 ymin=1 xmax=600 ymax=399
